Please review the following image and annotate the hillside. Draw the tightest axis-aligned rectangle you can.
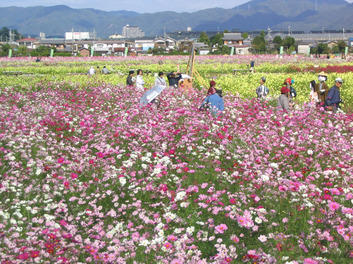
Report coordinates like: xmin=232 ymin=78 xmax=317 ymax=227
xmin=0 ymin=0 xmax=351 ymax=38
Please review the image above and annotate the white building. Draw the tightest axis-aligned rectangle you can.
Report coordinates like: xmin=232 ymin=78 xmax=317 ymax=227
xmin=135 ymin=40 xmax=154 ymax=51
xmin=122 ymin=24 xmax=145 ymax=38
xmin=65 ymin=32 xmax=91 ymax=41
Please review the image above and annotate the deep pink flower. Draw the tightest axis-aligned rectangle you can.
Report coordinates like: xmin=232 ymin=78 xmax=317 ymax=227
xmin=328 ymin=201 xmax=340 ymax=211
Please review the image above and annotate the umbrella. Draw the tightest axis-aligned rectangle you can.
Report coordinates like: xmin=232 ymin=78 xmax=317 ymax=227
xmin=139 ymin=85 xmax=166 ymax=106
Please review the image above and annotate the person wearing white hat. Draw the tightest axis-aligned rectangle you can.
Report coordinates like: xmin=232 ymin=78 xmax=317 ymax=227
xmin=315 ymin=71 xmax=329 ymax=106
xmin=325 ymin=77 xmax=343 ymax=113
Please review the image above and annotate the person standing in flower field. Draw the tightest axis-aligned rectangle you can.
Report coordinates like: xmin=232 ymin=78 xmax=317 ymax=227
xmin=154 ymin=72 xmax=167 ymax=86
xmin=315 ymin=71 xmax=329 ymax=107
xmin=309 ymin=80 xmax=319 ymax=107
xmin=167 ymin=71 xmax=182 ymax=88
xmin=325 ymin=77 xmax=343 ymax=113
xmin=136 ymin=69 xmax=145 ymax=91
xmin=126 ymin=70 xmax=135 ymax=86
xmin=277 ymin=86 xmax=290 ymax=111
xmin=256 ymin=76 xmax=269 ymax=99
xmin=284 ymin=78 xmax=297 ymax=105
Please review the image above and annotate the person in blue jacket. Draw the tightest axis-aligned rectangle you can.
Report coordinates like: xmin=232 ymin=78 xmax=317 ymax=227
xmin=325 ymin=77 xmax=343 ymax=113
xmin=200 ymin=89 xmax=224 ymax=116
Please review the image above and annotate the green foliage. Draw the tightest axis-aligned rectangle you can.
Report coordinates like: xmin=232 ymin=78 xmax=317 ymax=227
xmin=210 ymin=33 xmax=224 ymax=47
xmin=0 ymin=43 xmax=11 ymax=56
xmin=0 ymin=27 xmax=24 ymax=41
xmin=315 ymin=43 xmax=330 ymax=55
xmin=283 ymin=36 xmax=296 ymax=52
xmin=331 ymin=40 xmax=347 ymax=54
xmin=241 ymin=32 xmax=249 ymax=39
xmin=252 ymin=34 xmax=267 ymax=53
xmin=198 ymin=32 xmax=210 ymax=45
xmin=30 ymin=46 xmax=55 ymax=57
xmin=15 ymin=46 xmax=29 ymax=57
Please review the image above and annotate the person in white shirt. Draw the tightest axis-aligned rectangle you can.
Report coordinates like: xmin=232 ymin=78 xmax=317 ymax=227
xmin=154 ymin=72 xmax=167 ymax=86
xmin=88 ymin=66 xmax=95 ymax=75
xmin=256 ymin=76 xmax=269 ymax=98
xmin=136 ymin=69 xmax=145 ymax=91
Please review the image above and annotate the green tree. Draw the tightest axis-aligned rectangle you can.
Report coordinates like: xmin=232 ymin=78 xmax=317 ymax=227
xmin=0 ymin=43 xmax=11 ymax=56
xmin=210 ymin=33 xmax=224 ymax=47
xmin=16 ymin=46 xmax=28 ymax=57
xmin=335 ymin=40 xmax=347 ymax=53
xmin=241 ymin=32 xmax=249 ymax=39
xmin=316 ymin=43 xmax=329 ymax=54
xmin=283 ymin=36 xmax=296 ymax=52
xmin=252 ymin=33 xmax=266 ymax=53
xmin=30 ymin=46 xmax=53 ymax=57
xmin=198 ymin=32 xmax=210 ymax=44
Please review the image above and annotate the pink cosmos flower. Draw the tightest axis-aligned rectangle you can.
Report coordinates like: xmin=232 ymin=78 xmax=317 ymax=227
xmin=230 ymin=235 xmax=239 ymax=243
xmin=304 ymin=258 xmax=319 ymax=264
xmin=214 ymin=224 xmax=228 ymax=234
xmin=97 ymin=152 xmax=104 ymax=158
xmin=328 ymin=201 xmax=340 ymax=211
xmin=63 ymin=181 xmax=70 ymax=189
xmin=171 ymin=259 xmax=183 ymax=264
xmin=164 ymin=242 xmax=172 ymax=249
xmin=57 ymin=157 xmax=65 ymax=163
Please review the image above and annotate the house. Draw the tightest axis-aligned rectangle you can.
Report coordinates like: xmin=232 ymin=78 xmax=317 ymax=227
xmin=39 ymin=38 xmax=66 ymax=51
xmin=324 ymin=40 xmax=338 ymax=49
xmin=135 ymin=40 xmax=154 ymax=51
xmin=234 ymin=45 xmax=251 ymax=55
xmin=154 ymin=37 xmax=177 ymax=51
xmin=297 ymin=40 xmax=316 ymax=55
xmin=79 ymin=48 xmax=90 ymax=57
xmin=194 ymin=42 xmax=209 ymax=55
xmin=17 ymin=38 xmax=37 ymax=49
xmin=177 ymin=38 xmax=194 ymax=52
xmin=222 ymin=33 xmax=244 ymax=46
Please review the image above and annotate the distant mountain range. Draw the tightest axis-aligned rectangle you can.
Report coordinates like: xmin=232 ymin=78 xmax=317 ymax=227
xmin=1 ymin=0 xmax=353 ymax=38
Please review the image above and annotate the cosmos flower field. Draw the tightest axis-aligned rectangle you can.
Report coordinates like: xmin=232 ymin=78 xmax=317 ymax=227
xmin=0 ymin=56 xmax=353 ymax=263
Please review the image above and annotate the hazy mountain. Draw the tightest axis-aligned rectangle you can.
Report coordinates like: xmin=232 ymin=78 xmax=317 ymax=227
xmin=0 ymin=0 xmax=351 ymax=38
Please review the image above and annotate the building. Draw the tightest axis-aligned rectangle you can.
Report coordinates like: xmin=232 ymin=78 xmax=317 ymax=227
xmin=79 ymin=48 xmax=90 ymax=57
xmin=17 ymin=38 xmax=38 ymax=49
xmin=154 ymin=37 xmax=177 ymax=51
xmin=39 ymin=38 xmax=66 ymax=51
xmin=234 ymin=45 xmax=250 ymax=55
xmin=222 ymin=33 xmax=244 ymax=46
xmin=135 ymin=40 xmax=154 ymax=51
xmin=109 ymin=34 xmax=125 ymax=39
xmin=65 ymin=32 xmax=91 ymax=41
xmin=122 ymin=24 xmax=145 ymax=39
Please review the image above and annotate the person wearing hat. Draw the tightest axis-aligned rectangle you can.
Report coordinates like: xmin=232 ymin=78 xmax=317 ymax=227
xmin=167 ymin=71 xmax=182 ymax=88
xmin=277 ymin=86 xmax=290 ymax=111
xmin=325 ymin=77 xmax=343 ymax=113
xmin=315 ymin=71 xmax=329 ymax=106
xmin=284 ymin=78 xmax=297 ymax=105
xmin=256 ymin=76 xmax=269 ymax=99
